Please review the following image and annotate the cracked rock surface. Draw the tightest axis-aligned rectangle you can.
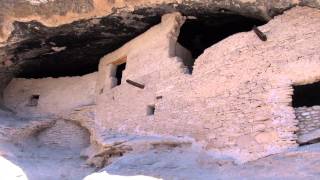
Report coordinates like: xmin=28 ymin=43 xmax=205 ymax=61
xmin=1 ymin=0 xmax=320 ymax=94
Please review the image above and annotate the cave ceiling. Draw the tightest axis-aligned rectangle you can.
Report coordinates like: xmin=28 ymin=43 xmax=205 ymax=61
xmin=0 ymin=0 xmax=319 ymax=92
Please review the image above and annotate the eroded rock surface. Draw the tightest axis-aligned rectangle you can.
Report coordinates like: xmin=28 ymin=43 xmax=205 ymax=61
xmin=85 ymin=143 xmax=320 ymax=180
xmin=2 ymin=109 xmax=320 ymax=180
xmin=0 ymin=107 xmax=96 ymax=180
xmin=1 ymin=0 xmax=320 ymax=95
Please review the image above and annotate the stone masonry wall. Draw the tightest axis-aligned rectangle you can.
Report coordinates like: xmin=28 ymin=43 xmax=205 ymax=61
xmin=295 ymin=106 xmax=320 ymax=138
xmin=3 ymin=72 xmax=97 ymax=117
xmin=163 ymin=7 xmax=320 ymax=161
xmin=3 ymin=7 xmax=320 ymax=163
xmin=96 ymin=7 xmax=320 ymax=162
xmin=38 ymin=119 xmax=90 ymax=150
xmin=95 ymin=12 xmax=188 ymax=134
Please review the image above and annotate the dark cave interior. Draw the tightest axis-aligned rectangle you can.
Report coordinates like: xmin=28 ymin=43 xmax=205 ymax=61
xmin=177 ymin=14 xmax=266 ymax=71
xmin=1 ymin=7 xmax=267 ymax=79
xmin=115 ymin=63 xmax=126 ymax=86
xmin=293 ymin=82 xmax=320 ymax=108
xmin=10 ymin=13 xmax=161 ymax=79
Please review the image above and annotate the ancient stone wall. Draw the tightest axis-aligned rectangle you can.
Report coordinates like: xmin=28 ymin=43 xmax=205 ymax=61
xmin=37 ymin=120 xmax=90 ymax=150
xmin=95 ymin=13 xmax=187 ymax=137
xmin=157 ymin=7 xmax=320 ymax=161
xmin=2 ymin=7 xmax=320 ymax=163
xmin=95 ymin=7 xmax=320 ymax=162
xmin=295 ymin=106 xmax=320 ymax=136
xmin=3 ymin=72 xmax=97 ymax=117
xmin=295 ymin=106 xmax=320 ymax=143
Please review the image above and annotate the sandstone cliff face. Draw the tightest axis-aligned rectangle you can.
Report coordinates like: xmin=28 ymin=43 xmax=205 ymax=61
xmin=0 ymin=0 xmax=312 ymax=42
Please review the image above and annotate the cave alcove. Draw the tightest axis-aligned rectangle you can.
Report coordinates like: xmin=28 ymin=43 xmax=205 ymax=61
xmin=6 ymin=9 xmax=267 ymax=79
xmin=177 ymin=14 xmax=266 ymax=74
xmin=8 ymin=10 xmax=162 ymax=79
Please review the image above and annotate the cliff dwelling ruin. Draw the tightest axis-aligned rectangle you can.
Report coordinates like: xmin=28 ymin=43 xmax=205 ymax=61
xmin=293 ymin=81 xmax=320 ymax=145
xmin=0 ymin=0 xmax=320 ymax=180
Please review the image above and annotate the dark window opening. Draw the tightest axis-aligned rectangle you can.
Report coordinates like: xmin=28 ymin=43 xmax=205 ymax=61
xmin=147 ymin=105 xmax=155 ymax=116
xmin=177 ymin=14 xmax=266 ymax=73
xmin=27 ymin=95 xmax=40 ymax=107
xmin=16 ymin=58 xmax=99 ymax=79
xmin=115 ymin=63 xmax=126 ymax=86
xmin=292 ymin=81 xmax=320 ymax=108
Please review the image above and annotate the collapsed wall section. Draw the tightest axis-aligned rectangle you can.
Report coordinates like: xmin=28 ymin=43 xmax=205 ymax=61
xmin=38 ymin=119 xmax=90 ymax=150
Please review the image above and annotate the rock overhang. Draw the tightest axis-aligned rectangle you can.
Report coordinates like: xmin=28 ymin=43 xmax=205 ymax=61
xmin=0 ymin=0 xmax=319 ymax=94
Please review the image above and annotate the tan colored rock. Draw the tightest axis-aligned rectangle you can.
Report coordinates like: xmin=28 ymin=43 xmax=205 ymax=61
xmin=1 ymin=0 xmax=319 ymax=44
xmin=255 ymin=131 xmax=278 ymax=144
xmin=236 ymin=135 xmax=257 ymax=148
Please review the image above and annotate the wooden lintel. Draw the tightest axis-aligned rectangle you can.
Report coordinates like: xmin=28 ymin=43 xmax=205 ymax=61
xmin=253 ymin=25 xmax=267 ymax=41
xmin=126 ymin=79 xmax=145 ymax=89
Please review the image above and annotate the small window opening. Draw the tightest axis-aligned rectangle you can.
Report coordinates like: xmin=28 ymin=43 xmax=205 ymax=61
xmin=99 ymin=88 xmax=104 ymax=94
xmin=292 ymin=81 xmax=320 ymax=108
xmin=147 ymin=105 xmax=155 ymax=116
xmin=27 ymin=95 xmax=40 ymax=107
xmin=177 ymin=14 xmax=266 ymax=74
xmin=115 ymin=63 xmax=126 ymax=86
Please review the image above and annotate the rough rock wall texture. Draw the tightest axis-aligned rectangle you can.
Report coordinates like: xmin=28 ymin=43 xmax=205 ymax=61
xmin=295 ymin=106 xmax=320 ymax=138
xmin=37 ymin=119 xmax=90 ymax=150
xmin=95 ymin=7 xmax=320 ymax=162
xmin=3 ymin=72 xmax=96 ymax=117
xmin=62 ymin=105 xmax=96 ymax=136
xmin=1 ymin=0 xmax=320 ymax=44
xmin=0 ymin=113 xmax=56 ymax=142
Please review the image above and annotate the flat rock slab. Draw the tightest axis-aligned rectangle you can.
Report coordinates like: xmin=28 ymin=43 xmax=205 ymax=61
xmin=85 ymin=143 xmax=320 ymax=180
xmin=298 ymin=128 xmax=320 ymax=144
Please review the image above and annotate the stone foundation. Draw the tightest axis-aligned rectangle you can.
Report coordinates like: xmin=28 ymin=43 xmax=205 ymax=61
xmin=295 ymin=106 xmax=320 ymax=144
